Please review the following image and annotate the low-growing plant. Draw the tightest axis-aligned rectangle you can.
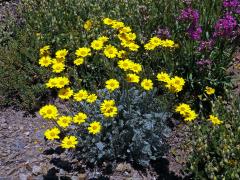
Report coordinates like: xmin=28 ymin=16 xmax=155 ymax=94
xmin=71 ymin=88 xmax=172 ymax=167
xmin=37 ymin=17 xmax=197 ymax=167
xmin=186 ymin=94 xmax=240 ymax=179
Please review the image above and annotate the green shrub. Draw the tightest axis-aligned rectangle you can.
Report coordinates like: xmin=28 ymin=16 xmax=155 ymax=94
xmin=186 ymin=94 xmax=240 ymax=179
xmin=1 ymin=0 xmax=238 ymax=111
xmin=70 ymin=87 xmax=172 ymax=167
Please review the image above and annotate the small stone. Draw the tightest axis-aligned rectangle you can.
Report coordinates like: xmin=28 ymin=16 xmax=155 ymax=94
xmin=19 ymin=173 xmax=30 ymax=180
xmin=78 ymin=173 xmax=87 ymax=180
xmin=32 ymin=165 xmax=42 ymax=175
xmin=24 ymin=132 xmax=30 ymax=136
xmin=71 ymin=176 xmax=79 ymax=180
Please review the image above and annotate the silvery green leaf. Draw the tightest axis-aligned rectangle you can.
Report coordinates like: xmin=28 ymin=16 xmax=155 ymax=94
xmin=96 ymin=142 xmax=105 ymax=151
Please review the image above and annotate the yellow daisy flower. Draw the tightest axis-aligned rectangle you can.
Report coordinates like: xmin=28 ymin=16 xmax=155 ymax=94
xmin=105 ymin=79 xmax=120 ymax=92
xmin=208 ymin=115 xmax=222 ymax=125
xmin=126 ymin=73 xmax=140 ymax=83
xmin=74 ymin=90 xmax=88 ymax=102
xmin=55 ymin=49 xmax=68 ymax=59
xmin=141 ymin=79 xmax=153 ymax=91
xmin=86 ymin=94 xmax=98 ymax=103
xmin=75 ymin=47 xmax=91 ymax=57
xmin=39 ymin=104 xmax=58 ymax=120
xmin=52 ymin=63 xmax=65 ymax=73
xmin=39 ymin=56 xmax=52 ymax=67
xmin=73 ymin=112 xmax=87 ymax=124
xmin=74 ymin=58 xmax=84 ymax=66
xmin=104 ymin=45 xmax=118 ymax=58
xmin=84 ymin=20 xmax=92 ymax=31
xmin=157 ymin=72 xmax=171 ymax=83
xmin=205 ymin=86 xmax=215 ymax=95
xmin=61 ymin=136 xmax=78 ymax=149
xmin=58 ymin=87 xmax=73 ymax=100
xmin=57 ymin=116 xmax=72 ymax=128
xmin=44 ymin=127 xmax=60 ymax=140
xmin=91 ymin=40 xmax=104 ymax=50
xmin=88 ymin=121 xmax=102 ymax=135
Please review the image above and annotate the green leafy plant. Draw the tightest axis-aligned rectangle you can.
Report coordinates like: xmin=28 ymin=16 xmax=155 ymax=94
xmin=69 ymin=87 xmax=172 ymax=167
xmin=186 ymin=94 xmax=240 ymax=179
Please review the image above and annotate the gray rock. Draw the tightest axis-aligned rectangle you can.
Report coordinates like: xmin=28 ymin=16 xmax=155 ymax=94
xmin=32 ymin=165 xmax=42 ymax=175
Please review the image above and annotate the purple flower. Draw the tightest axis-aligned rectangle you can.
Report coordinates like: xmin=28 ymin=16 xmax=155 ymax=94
xmin=223 ymin=0 xmax=239 ymax=8
xmin=213 ymin=14 xmax=237 ymax=37
xmin=198 ymin=39 xmax=215 ymax=52
xmin=187 ymin=25 xmax=202 ymax=40
xmin=155 ymin=27 xmax=171 ymax=39
xmin=196 ymin=59 xmax=212 ymax=71
xmin=178 ymin=7 xmax=200 ymax=24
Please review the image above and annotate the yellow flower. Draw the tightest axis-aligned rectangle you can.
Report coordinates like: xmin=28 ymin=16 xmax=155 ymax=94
xmin=52 ymin=62 xmax=65 ymax=73
xmin=205 ymin=86 xmax=215 ymax=95
xmin=102 ymin=106 xmax=118 ymax=118
xmin=40 ymin=45 xmax=50 ymax=56
xmin=57 ymin=116 xmax=72 ymax=128
xmin=73 ymin=112 xmax=87 ymax=124
xmin=74 ymin=90 xmax=88 ymax=101
xmin=91 ymin=40 xmax=104 ymax=50
xmin=100 ymin=100 xmax=115 ymax=110
xmin=55 ymin=49 xmax=68 ymax=59
xmin=157 ymin=72 xmax=171 ymax=83
xmin=61 ymin=136 xmax=78 ymax=149
xmin=128 ymin=43 xmax=140 ymax=51
xmin=165 ymin=76 xmax=185 ymax=93
xmin=84 ymin=20 xmax=92 ymax=31
xmin=161 ymin=39 xmax=175 ymax=48
xmin=117 ymin=50 xmax=126 ymax=59
xmin=119 ymin=26 xmax=132 ymax=33
xmin=75 ymin=47 xmax=91 ymax=57
xmin=141 ymin=79 xmax=153 ymax=91
xmin=130 ymin=63 xmax=142 ymax=73
xmin=86 ymin=94 xmax=98 ymax=103
xmin=175 ymin=103 xmax=191 ymax=115
xmin=58 ymin=87 xmax=73 ymax=100
xmin=103 ymin=18 xmax=114 ymax=25
xmin=39 ymin=56 xmax=52 ymax=67
xmin=112 ymin=21 xmax=125 ymax=29
xmin=144 ymin=42 xmax=156 ymax=50
xmin=39 ymin=104 xmax=58 ymax=120
xmin=126 ymin=73 xmax=140 ymax=83
xmin=55 ymin=77 xmax=70 ymax=89
xmin=52 ymin=57 xmax=65 ymax=64
xmin=98 ymin=36 xmax=109 ymax=43
xmin=183 ymin=110 xmax=198 ymax=122
xmin=74 ymin=58 xmax=84 ymax=66
xmin=44 ymin=127 xmax=60 ymax=140
xmin=208 ymin=115 xmax=222 ymax=125
xmin=150 ymin=37 xmax=162 ymax=46
xmin=105 ymin=79 xmax=120 ymax=92
xmin=104 ymin=45 xmax=118 ymax=58
xmin=171 ymin=76 xmax=185 ymax=87
xmin=46 ymin=78 xmax=58 ymax=88
xmin=88 ymin=121 xmax=102 ymax=135
xmin=126 ymin=32 xmax=136 ymax=41
xmin=118 ymin=59 xmax=134 ymax=71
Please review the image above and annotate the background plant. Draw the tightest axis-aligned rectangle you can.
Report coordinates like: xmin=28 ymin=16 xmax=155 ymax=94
xmin=186 ymin=93 xmax=240 ymax=179
xmin=1 ymin=0 xmax=239 ymax=111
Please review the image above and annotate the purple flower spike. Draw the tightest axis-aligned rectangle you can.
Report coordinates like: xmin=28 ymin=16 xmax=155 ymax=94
xmin=178 ymin=7 xmax=200 ymax=24
xmin=187 ymin=25 xmax=202 ymax=40
xmin=198 ymin=39 xmax=215 ymax=52
xmin=196 ymin=59 xmax=212 ymax=71
xmin=223 ymin=0 xmax=239 ymax=8
xmin=214 ymin=14 xmax=238 ymax=37
xmin=155 ymin=28 xmax=171 ymax=39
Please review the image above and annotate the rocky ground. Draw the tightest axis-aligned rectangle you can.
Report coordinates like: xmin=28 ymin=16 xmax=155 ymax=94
xmin=0 ymin=108 xmax=187 ymax=180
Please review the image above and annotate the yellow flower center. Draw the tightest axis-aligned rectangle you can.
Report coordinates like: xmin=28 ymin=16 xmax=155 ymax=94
xmin=47 ymin=109 xmax=52 ymax=114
